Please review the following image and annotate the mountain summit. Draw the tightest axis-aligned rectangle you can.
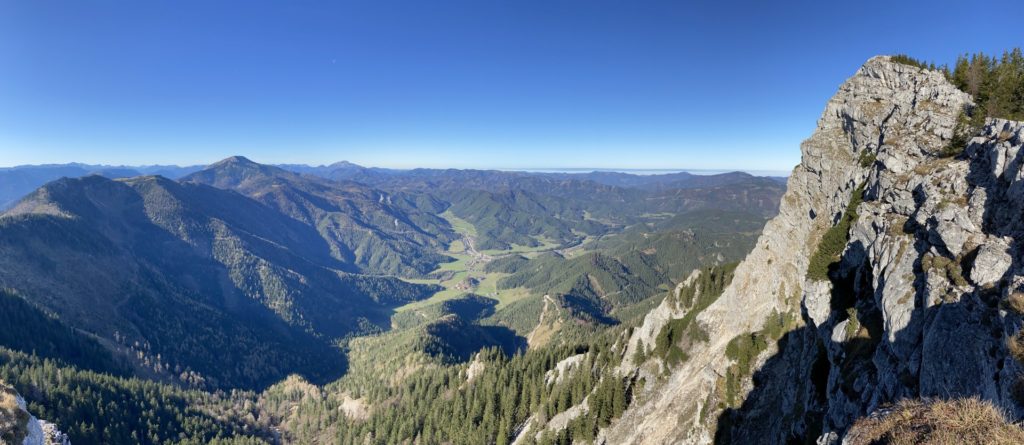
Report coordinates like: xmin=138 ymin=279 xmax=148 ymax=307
xmin=184 ymin=155 xmax=301 ymax=190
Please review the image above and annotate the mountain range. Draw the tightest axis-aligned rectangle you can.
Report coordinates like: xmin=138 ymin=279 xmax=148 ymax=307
xmin=0 ymin=155 xmax=783 ymax=402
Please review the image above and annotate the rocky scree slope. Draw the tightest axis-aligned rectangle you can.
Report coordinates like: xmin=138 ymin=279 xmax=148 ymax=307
xmin=599 ymin=56 xmax=1024 ymax=444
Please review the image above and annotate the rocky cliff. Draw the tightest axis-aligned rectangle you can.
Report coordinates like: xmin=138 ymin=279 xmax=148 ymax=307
xmin=1 ymin=382 xmax=69 ymax=445
xmin=599 ymin=56 xmax=1024 ymax=444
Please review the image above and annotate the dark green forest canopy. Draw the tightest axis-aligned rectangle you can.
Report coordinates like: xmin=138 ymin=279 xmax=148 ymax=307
xmin=0 ymin=348 xmax=271 ymax=445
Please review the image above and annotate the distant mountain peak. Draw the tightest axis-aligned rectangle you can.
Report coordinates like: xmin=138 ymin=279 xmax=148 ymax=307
xmin=184 ymin=156 xmax=299 ymax=189
xmin=210 ymin=155 xmax=259 ymax=167
xmin=328 ymin=160 xmax=362 ymax=169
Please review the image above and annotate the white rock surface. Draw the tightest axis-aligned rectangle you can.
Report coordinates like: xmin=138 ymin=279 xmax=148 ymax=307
xmin=971 ymin=237 xmax=1012 ymax=287
xmin=545 ymin=353 xmax=587 ymax=385
xmin=8 ymin=390 xmax=70 ymax=445
xmin=590 ymin=57 xmax=1024 ymax=444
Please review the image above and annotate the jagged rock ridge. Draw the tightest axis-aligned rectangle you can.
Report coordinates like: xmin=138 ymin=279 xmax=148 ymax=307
xmin=598 ymin=56 xmax=1024 ymax=444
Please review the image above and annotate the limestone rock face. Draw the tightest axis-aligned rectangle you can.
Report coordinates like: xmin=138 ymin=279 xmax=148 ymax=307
xmin=597 ymin=57 xmax=1024 ymax=444
xmin=972 ymin=238 xmax=1013 ymax=287
xmin=1 ymin=382 xmax=70 ymax=445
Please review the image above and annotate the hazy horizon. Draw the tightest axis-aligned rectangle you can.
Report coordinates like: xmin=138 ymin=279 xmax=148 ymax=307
xmin=0 ymin=158 xmax=793 ymax=177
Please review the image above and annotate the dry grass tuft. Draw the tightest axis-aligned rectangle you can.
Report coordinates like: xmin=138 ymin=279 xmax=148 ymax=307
xmin=1007 ymin=331 xmax=1024 ymax=363
xmin=1004 ymin=292 xmax=1024 ymax=315
xmin=845 ymin=397 xmax=1024 ymax=445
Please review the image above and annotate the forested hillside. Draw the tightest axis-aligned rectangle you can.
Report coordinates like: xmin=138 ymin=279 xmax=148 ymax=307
xmin=0 ymin=164 xmax=203 ymax=210
xmin=256 ymin=261 xmax=739 ymax=445
xmin=285 ymin=164 xmax=785 ymax=250
xmin=0 ymin=157 xmax=782 ymax=444
xmin=0 ymin=174 xmax=435 ymax=390
xmin=183 ymin=157 xmax=456 ymax=276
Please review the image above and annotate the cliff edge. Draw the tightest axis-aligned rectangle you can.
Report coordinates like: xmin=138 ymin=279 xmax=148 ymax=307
xmin=602 ymin=56 xmax=1024 ymax=444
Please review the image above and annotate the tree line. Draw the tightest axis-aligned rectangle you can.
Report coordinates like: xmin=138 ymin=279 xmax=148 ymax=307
xmin=892 ymin=49 xmax=1024 ymax=153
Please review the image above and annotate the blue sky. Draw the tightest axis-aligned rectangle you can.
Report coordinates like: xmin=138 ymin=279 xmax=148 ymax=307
xmin=1 ymin=0 xmax=1021 ymax=171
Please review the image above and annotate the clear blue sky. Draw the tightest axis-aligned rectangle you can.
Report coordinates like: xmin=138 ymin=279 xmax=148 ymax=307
xmin=1 ymin=0 xmax=1020 ymax=171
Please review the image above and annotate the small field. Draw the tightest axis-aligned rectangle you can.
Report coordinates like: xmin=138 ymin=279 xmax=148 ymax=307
xmin=394 ymin=212 xmax=544 ymax=314
xmin=439 ymin=210 xmax=476 ymax=237
xmin=479 ymin=237 xmax=561 ymax=256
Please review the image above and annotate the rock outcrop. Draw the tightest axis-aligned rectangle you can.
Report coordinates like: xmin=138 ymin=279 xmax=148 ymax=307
xmin=598 ymin=56 xmax=1024 ymax=444
xmin=1 ymin=382 xmax=70 ymax=445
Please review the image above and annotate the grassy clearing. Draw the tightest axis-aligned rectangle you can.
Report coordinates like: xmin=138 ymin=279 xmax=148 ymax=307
xmin=479 ymin=237 xmax=561 ymax=256
xmin=396 ymin=269 xmax=534 ymax=313
xmin=436 ymin=253 xmax=472 ymax=272
xmin=558 ymin=235 xmax=599 ymax=258
xmin=492 ymin=286 xmax=533 ymax=310
xmin=396 ymin=245 xmax=476 ymax=313
xmin=401 ymin=277 xmax=440 ymax=285
xmin=473 ymin=271 xmax=506 ymax=296
xmin=396 ymin=244 xmax=528 ymax=313
xmin=440 ymin=210 xmax=477 ymax=237
xmin=639 ymin=212 xmax=676 ymax=218
xmin=395 ymin=272 xmax=469 ymax=313
xmin=396 ymin=209 xmax=541 ymax=315
xmin=447 ymin=239 xmax=466 ymax=254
